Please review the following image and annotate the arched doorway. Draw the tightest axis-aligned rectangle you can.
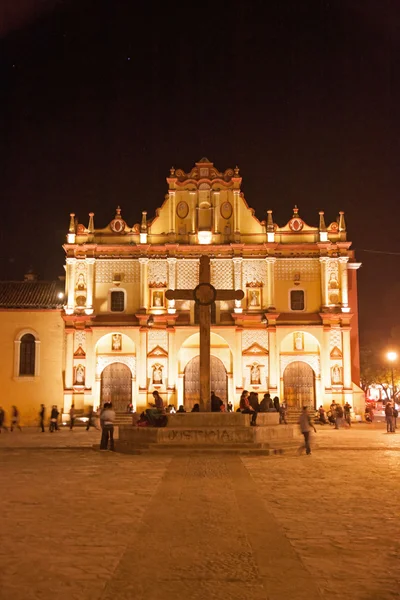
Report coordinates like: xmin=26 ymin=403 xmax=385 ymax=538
xmin=101 ymin=363 xmax=132 ymax=412
xmin=283 ymin=361 xmax=315 ymax=409
xmin=184 ymin=355 xmax=227 ymax=411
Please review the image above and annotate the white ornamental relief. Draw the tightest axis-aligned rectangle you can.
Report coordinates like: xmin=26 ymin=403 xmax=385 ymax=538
xmin=74 ymin=330 xmax=86 ymax=351
xmin=330 ymin=328 xmax=342 ymax=351
xmin=95 ymin=260 xmax=140 ymax=283
xmin=242 ymin=260 xmax=267 ymax=286
xmin=148 ymin=330 xmax=168 ymax=354
xmin=243 ymin=363 xmax=268 ymax=388
xmin=242 ymin=330 xmax=269 ymax=351
xmin=276 ymin=259 xmax=320 ymax=281
xmin=177 ymin=259 xmax=199 ymax=289
xmin=148 ymin=260 xmax=168 ymax=285
xmin=211 ymin=259 xmax=233 ymax=289
xmin=280 ymin=355 xmax=320 ymax=377
xmin=96 ymin=355 xmax=136 ymax=378
xmin=76 ymin=260 xmax=86 ymax=273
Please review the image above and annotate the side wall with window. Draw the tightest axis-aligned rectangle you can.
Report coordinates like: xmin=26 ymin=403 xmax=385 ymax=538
xmin=0 ymin=310 xmax=64 ymax=425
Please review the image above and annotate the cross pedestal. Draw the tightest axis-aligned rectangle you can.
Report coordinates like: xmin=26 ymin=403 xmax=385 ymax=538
xmin=166 ymin=256 xmax=244 ymax=411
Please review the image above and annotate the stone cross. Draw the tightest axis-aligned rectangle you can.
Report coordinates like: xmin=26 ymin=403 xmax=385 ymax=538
xmin=166 ymin=256 xmax=244 ymax=411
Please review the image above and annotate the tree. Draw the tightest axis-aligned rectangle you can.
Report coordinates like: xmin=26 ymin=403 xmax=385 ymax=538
xmin=360 ymin=345 xmax=400 ymax=401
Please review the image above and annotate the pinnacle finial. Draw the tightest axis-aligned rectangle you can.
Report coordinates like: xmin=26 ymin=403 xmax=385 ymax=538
xmin=88 ymin=212 xmax=94 ymax=233
xmin=234 ymin=165 xmax=240 ymax=176
xmin=170 ymin=166 xmax=176 ymax=177
xmin=141 ymin=211 xmax=147 ymax=232
xmin=116 ymin=206 xmax=122 ymax=217
xmin=319 ymin=211 xmax=327 ymax=231
xmin=293 ymin=205 xmax=299 ymax=217
xmin=338 ymin=211 xmax=346 ymax=231
xmin=68 ymin=213 xmax=76 ymax=234
xmin=266 ymin=210 xmax=274 ymax=232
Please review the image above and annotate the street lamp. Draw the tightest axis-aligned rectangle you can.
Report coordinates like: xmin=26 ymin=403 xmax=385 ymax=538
xmin=387 ymin=351 xmax=397 ymax=406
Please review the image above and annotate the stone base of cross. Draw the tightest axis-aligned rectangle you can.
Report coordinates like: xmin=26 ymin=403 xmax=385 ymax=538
xmin=166 ymin=256 xmax=244 ymax=411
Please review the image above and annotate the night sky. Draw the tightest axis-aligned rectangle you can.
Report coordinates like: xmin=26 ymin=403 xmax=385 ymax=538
xmin=1 ymin=0 xmax=399 ymax=342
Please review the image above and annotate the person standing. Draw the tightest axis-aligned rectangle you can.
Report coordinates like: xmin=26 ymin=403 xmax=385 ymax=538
xmin=10 ymin=406 xmax=22 ymax=432
xmin=385 ymin=402 xmax=394 ymax=433
xmin=298 ymin=406 xmax=317 ymax=455
xmin=39 ymin=404 xmax=45 ymax=432
xmin=344 ymin=402 xmax=352 ymax=427
xmin=0 ymin=406 xmax=8 ymax=432
xmin=69 ymin=404 xmax=76 ymax=430
xmin=335 ymin=403 xmax=344 ymax=429
xmin=394 ymin=404 xmax=398 ymax=430
xmin=273 ymin=396 xmax=280 ymax=413
xmin=100 ymin=402 xmax=116 ymax=451
xmin=49 ymin=405 xmax=59 ymax=432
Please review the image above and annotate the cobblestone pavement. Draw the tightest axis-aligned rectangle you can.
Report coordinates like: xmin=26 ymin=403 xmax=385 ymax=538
xmin=0 ymin=429 xmax=399 ymax=600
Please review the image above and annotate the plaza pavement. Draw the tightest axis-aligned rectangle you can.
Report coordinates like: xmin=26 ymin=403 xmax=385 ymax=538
xmin=0 ymin=427 xmax=399 ymax=599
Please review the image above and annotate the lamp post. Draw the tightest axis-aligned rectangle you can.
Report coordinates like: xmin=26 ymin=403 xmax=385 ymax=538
xmin=387 ymin=351 xmax=397 ymax=407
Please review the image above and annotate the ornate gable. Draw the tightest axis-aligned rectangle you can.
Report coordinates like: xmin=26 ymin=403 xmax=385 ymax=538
xmin=242 ymin=342 xmax=269 ymax=356
xmin=147 ymin=345 xmax=168 ymax=358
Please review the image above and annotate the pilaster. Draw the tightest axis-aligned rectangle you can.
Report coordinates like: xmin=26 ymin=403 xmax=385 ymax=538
xmin=139 ymin=258 xmax=149 ymax=310
xmin=234 ymin=327 xmax=243 ymax=390
xmin=265 ymin=257 xmax=276 ymax=309
xmin=66 ymin=258 xmax=76 ymax=314
xmin=213 ymin=191 xmax=220 ymax=233
xmin=319 ymin=257 xmax=328 ymax=307
xmin=233 ymin=257 xmax=243 ymax=313
xmin=138 ymin=327 xmax=148 ymax=389
xmin=342 ymin=326 xmax=352 ymax=390
xmin=268 ymin=326 xmax=278 ymax=393
xmin=65 ymin=330 xmax=74 ymax=389
xmin=339 ymin=257 xmax=349 ymax=311
xmin=85 ymin=258 xmax=95 ymax=315
xmin=167 ymin=257 xmax=177 ymax=313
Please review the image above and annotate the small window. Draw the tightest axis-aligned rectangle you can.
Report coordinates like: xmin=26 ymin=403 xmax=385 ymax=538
xmin=110 ymin=290 xmax=125 ymax=312
xmin=19 ymin=333 xmax=36 ymax=376
xmin=290 ymin=290 xmax=305 ymax=311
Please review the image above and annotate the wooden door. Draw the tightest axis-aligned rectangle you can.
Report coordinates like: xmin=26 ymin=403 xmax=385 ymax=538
xmin=283 ymin=361 xmax=315 ymax=409
xmin=184 ymin=355 xmax=227 ymax=411
xmin=100 ymin=363 xmax=132 ymax=412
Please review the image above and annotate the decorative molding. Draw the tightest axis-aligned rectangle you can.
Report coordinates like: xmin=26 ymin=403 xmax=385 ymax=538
xmin=242 ymin=259 xmax=267 ymax=287
xmin=177 ymin=259 xmax=199 ymax=289
xmin=242 ymin=330 xmax=269 ymax=351
xmin=330 ymin=346 xmax=343 ymax=359
xmin=210 ymin=259 xmax=233 ymax=289
xmin=280 ymin=354 xmax=320 ymax=377
xmin=148 ymin=260 xmax=168 ymax=285
xmin=242 ymin=342 xmax=269 ymax=356
xmin=148 ymin=345 xmax=168 ymax=358
xmin=96 ymin=355 xmax=136 ymax=378
xmin=276 ymin=259 xmax=320 ymax=281
xmin=148 ymin=330 xmax=168 ymax=354
xmin=73 ymin=344 xmax=86 ymax=358
xmin=96 ymin=259 xmax=140 ymax=283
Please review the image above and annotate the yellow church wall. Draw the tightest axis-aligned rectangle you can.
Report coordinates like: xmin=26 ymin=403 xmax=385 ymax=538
xmin=279 ymin=331 xmax=320 ymax=353
xmin=0 ymin=311 xmax=64 ymax=426
xmin=274 ymin=280 xmax=322 ymax=313
xmin=93 ymin=283 xmax=141 ymax=314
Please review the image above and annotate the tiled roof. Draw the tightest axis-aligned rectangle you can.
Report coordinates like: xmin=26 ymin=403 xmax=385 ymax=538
xmin=0 ymin=281 xmax=65 ymax=309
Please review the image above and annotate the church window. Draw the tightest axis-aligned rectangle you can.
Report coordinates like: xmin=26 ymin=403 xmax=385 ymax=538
xmin=290 ymin=290 xmax=305 ymax=311
xmin=14 ymin=329 xmax=40 ymax=379
xmin=110 ymin=290 xmax=125 ymax=312
xmin=19 ymin=334 xmax=36 ymax=375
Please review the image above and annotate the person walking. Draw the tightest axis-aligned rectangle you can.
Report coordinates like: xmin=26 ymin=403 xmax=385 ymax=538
xmin=86 ymin=405 xmax=99 ymax=430
xmin=100 ymin=402 xmax=116 ymax=451
xmin=10 ymin=406 xmax=22 ymax=431
xmin=0 ymin=406 xmax=8 ymax=432
xmin=298 ymin=406 xmax=317 ymax=455
xmin=335 ymin=403 xmax=344 ymax=429
xmin=39 ymin=404 xmax=46 ymax=432
xmin=69 ymin=404 xmax=76 ymax=430
xmin=385 ymin=402 xmax=395 ymax=433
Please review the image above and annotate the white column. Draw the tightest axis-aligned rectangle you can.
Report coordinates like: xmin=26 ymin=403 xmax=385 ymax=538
xmin=66 ymin=258 xmax=76 ymax=314
xmin=167 ymin=327 xmax=176 ymax=391
xmin=234 ymin=327 xmax=243 ymax=390
xmin=268 ymin=326 xmax=278 ymax=392
xmin=213 ymin=191 xmax=220 ymax=233
xmin=322 ymin=326 xmax=331 ymax=392
xmin=169 ymin=190 xmax=176 ymax=234
xmin=233 ymin=190 xmax=240 ymax=235
xmin=266 ymin=258 xmax=276 ymax=308
xmin=233 ymin=257 xmax=243 ymax=312
xmin=190 ymin=191 xmax=197 ymax=233
xmin=167 ymin=257 xmax=177 ymax=313
xmin=85 ymin=329 xmax=93 ymax=390
xmin=139 ymin=258 xmax=149 ymax=310
xmin=85 ymin=258 xmax=95 ymax=315
xmin=138 ymin=328 xmax=147 ymax=389
xmin=342 ymin=327 xmax=352 ymax=389
xmin=339 ymin=257 xmax=349 ymax=310
xmin=319 ymin=257 xmax=328 ymax=307
xmin=65 ymin=330 xmax=74 ymax=389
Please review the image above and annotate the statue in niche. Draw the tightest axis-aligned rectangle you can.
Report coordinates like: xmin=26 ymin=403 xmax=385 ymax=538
xmin=76 ymin=273 xmax=86 ymax=290
xmin=153 ymin=364 xmax=163 ymax=384
xmin=153 ymin=291 xmax=163 ymax=307
xmin=250 ymin=364 xmax=261 ymax=385
xmin=75 ymin=364 xmax=85 ymax=385
xmin=294 ymin=332 xmax=304 ymax=351
xmin=332 ymin=364 xmax=341 ymax=384
xmin=112 ymin=334 xmax=122 ymax=351
xmin=329 ymin=274 xmax=338 ymax=290
xmin=249 ymin=289 xmax=260 ymax=307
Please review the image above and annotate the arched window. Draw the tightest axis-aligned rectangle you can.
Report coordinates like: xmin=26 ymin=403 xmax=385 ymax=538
xmin=14 ymin=330 xmax=40 ymax=379
xmin=19 ymin=334 xmax=36 ymax=375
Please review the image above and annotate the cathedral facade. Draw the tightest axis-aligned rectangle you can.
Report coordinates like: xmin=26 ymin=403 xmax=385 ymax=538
xmin=61 ymin=158 xmax=363 ymax=416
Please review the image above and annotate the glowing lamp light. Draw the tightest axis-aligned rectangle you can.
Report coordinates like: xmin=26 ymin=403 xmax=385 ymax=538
xmin=57 ymin=292 xmax=64 ymax=299
xmin=387 ymin=351 xmax=397 ymax=362
xmin=198 ymin=230 xmax=212 ymax=245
